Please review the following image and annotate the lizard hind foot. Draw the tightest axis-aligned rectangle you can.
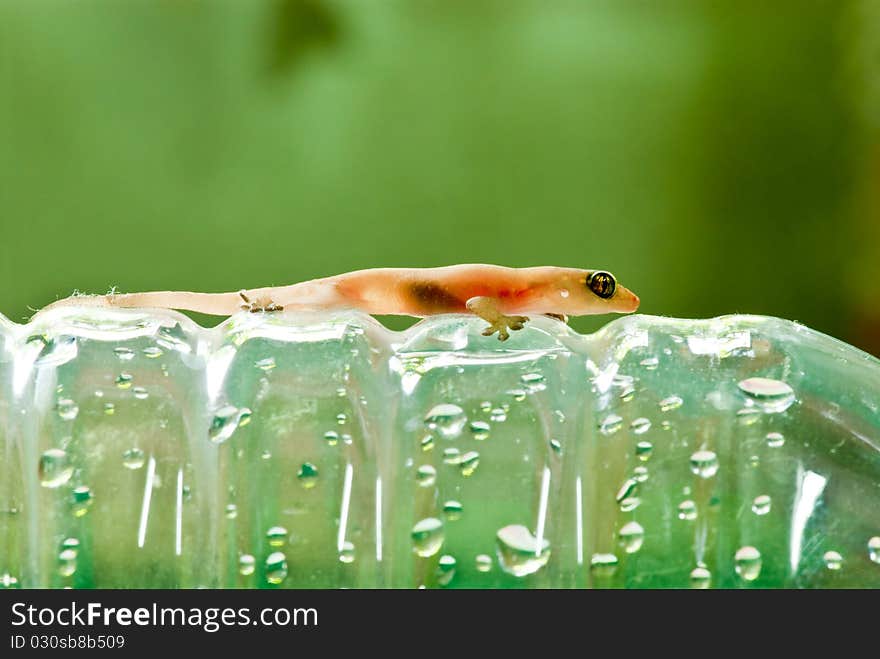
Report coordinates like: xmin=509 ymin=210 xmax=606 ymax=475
xmin=239 ymin=291 xmax=284 ymax=313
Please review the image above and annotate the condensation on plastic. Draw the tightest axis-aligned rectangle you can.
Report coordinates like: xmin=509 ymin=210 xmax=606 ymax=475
xmin=0 ymin=308 xmax=878 ymax=589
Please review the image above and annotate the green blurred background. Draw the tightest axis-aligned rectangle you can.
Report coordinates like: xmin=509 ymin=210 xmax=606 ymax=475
xmin=1 ymin=0 xmax=879 ymax=352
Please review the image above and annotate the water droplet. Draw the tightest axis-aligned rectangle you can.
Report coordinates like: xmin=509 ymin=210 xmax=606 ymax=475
xmin=616 ymin=478 xmax=639 ymax=504
xmin=0 ymin=573 xmax=19 ymax=589
xmin=590 ymin=553 xmax=619 ymax=578
xmin=549 ymin=438 xmax=563 ymax=455
xmin=265 ymin=552 xmax=288 ymax=584
xmin=113 ymin=347 xmax=135 ymax=361
xmin=122 ymin=448 xmax=145 ymax=470
xmin=689 ymin=450 xmax=719 ymax=479
xmin=633 ymin=466 xmax=649 ymax=482
xmin=619 ymin=385 xmax=636 ymax=402
xmin=766 ymin=432 xmax=785 ymax=448
xmin=496 ymin=525 xmax=550 ymax=577
xmin=734 ymin=546 xmax=762 ymax=581
xmin=635 ymin=440 xmax=653 ymax=461
xmin=738 ymin=377 xmax=795 ymax=413
xmin=56 ymin=398 xmax=79 ymax=421
xmin=640 ymin=356 xmax=659 ymax=370
xmin=339 ymin=541 xmax=355 ymax=564
xmin=255 ymin=357 xmax=276 ymax=371
xmin=443 ymin=500 xmax=463 ymax=520
xmin=618 ymin=521 xmax=645 ymax=554
xmin=336 ymin=412 xmax=347 ymax=425
xmin=208 ymin=405 xmax=252 ymax=444
xmin=822 ymin=550 xmax=843 ymax=570
xmin=458 ymin=451 xmax=480 ymax=477
xmin=659 ymin=396 xmax=683 ymax=412
xmin=132 ymin=386 xmax=149 ymax=400
xmin=490 ymin=408 xmax=507 ymax=422
xmin=678 ymin=500 xmax=697 ymax=521
xmin=266 ymin=526 xmax=288 ymax=548
xmin=58 ymin=549 xmax=78 ymax=577
xmin=475 ymin=554 xmax=493 ymax=573
xmin=630 ymin=417 xmax=651 ymax=434
xmin=442 ymin=448 xmax=461 ymax=464
xmin=71 ymin=486 xmax=93 ymax=517
xmin=619 ymin=497 xmax=641 ymax=512
xmin=868 ymin=537 xmax=880 ymax=564
xmin=690 ymin=566 xmax=711 ymax=589
xmin=115 ymin=373 xmax=133 ymax=390
xmin=103 ymin=402 xmax=115 ymax=416
xmin=520 ymin=372 xmax=546 ymax=393
xmin=225 ymin=503 xmax=238 ymax=519
xmin=142 ymin=346 xmax=163 ymax=359
xmin=341 ymin=433 xmax=353 ymax=445
xmin=508 ymin=389 xmax=527 ymax=402
xmin=420 ymin=435 xmax=434 ymax=452
xmin=411 ymin=518 xmax=445 ymax=557
xmin=752 ymin=495 xmax=771 ymax=516
xmin=436 ymin=555 xmax=456 ymax=586
xmin=297 ymin=463 xmax=319 ymax=488
xmin=480 ymin=401 xmax=492 ymax=412
xmin=469 ymin=421 xmax=491 ymax=441
xmin=736 ymin=407 xmax=762 ymax=426
xmin=39 ymin=449 xmax=73 ymax=488
xmin=62 ymin=537 xmax=80 ymax=552
xmin=416 ymin=465 xmax=436 ymax=487
xmin=239 ymin=554 xmax=255 ymax=576
xmin=599 ymin=414 xmax=623 ymax=435
xmin=424 ymin=404 xmax=467 ymax=440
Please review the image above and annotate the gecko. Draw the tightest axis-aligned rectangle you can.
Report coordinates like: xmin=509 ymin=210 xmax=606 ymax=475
xmin=41 ymin=265 xmax=640 ymax=341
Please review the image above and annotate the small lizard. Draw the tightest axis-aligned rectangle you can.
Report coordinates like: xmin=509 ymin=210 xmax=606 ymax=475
xmin=42 ymin=265 xmax=639 ymax=341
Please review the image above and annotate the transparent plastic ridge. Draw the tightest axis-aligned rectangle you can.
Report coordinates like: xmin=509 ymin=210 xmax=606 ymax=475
xmin=0 ymin=308 xmax=878 ymax=588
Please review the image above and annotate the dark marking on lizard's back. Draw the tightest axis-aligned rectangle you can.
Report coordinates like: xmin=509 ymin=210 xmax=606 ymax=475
xmin=409 ymin=281 xmax=464 ymax=313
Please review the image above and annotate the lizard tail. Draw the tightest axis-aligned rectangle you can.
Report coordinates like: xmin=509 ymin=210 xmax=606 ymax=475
xmin=40 ymin=278 xmax=350 ymax=317
xmin=42 ymin=290 xmax=246 ymax=316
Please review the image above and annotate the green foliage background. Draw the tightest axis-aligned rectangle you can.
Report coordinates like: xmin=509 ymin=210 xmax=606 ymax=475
xmin=1 ymin=1 xmax=878 ymax=349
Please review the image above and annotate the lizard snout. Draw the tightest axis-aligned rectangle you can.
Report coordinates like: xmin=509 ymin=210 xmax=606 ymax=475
xmin=618 ymin=287 xmax=640 ymax=313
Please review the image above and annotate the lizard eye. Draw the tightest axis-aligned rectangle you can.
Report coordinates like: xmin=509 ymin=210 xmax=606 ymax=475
xmin=588 ymin=271 xmax=616 ymax=299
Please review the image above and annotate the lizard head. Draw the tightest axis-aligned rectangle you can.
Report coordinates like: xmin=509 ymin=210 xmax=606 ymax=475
xmin=551 ymin=269 xmax=640 ymax=315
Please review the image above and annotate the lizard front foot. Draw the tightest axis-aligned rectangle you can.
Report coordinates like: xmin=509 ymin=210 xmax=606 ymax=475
xmin=466 ymin=295 xmax=529 ymax=342
xmin=239 ymin=291 xmax=283 ymax=313
xmin=480 ymin=314 xmax=529 ymax=341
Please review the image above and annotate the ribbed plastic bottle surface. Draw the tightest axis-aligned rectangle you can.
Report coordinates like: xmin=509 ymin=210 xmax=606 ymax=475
xmin=1 ymin=308 xmax=878 ymax=588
